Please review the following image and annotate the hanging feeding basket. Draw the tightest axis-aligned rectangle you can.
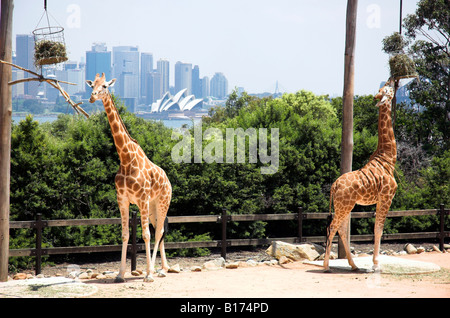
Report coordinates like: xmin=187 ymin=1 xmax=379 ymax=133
xmin=33 ymin=26 xmax=68 ymax=67
xmin=32 ymin=1 xmax=68 ymax=67
xmin=388 ymin=53 xmax=418 ymax=80
xmin=382 ymin=32 xmax=418 ymax=80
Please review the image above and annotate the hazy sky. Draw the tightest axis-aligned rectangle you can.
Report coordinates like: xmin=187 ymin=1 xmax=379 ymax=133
xmin=12 ymin=0 xmax=419 ymax=96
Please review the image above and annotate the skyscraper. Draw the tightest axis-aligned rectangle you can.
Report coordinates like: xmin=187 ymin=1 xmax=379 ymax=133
xmin=146 ymin=71 xmax=162 ymax=104
xmin=140 ymin=52 xmax=153 ymax=102
xmin=15 ymin=34 xmax=38 ymax=97
xmin=157 ymin=59 xmax=170 ymax=95
xmin=85 ymin=43 xmax=111 ymax=81
xmin=210 ymin=72 xmax=228 ymax=99
xmin=201 ymin=76 xmax=210 ymax=98
xmin=192 ymin=65 xmax=201 ymax=98
xmin=175 ymin=61 xmax=192 ymax=95
xmin=113 ymin=46 xmax=139 ymax=111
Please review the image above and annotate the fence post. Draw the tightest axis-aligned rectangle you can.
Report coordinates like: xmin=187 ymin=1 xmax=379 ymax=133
xmin=297 ymin=207 xmax=303 ymax=243
xmin=34 ymin=213 xmax=43 ymax=275
xmin=130 ymin=211 xmax=138 ymax=271
xmin=439 ymin=204 xmax=445 ymax=252
xmin=221 ymin=208 xmax=227 ymax=259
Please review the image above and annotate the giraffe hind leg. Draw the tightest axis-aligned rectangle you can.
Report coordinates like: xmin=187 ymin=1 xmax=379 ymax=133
xmin=150 ymin=198 xmax=170 ymax=276
xmin=338 ymin=214 xmax=358 ymax=271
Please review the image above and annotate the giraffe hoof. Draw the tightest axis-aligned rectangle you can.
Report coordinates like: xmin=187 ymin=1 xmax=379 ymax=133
xmin=351 ymin=266 xmax=360 ymax=272
xmin=114 ymin=276 xmax=125 ymax=283
xmin=144 ymin=275 xmax=154 ymax=283
xmin=323 ymin=268 xmax=332 ymax=273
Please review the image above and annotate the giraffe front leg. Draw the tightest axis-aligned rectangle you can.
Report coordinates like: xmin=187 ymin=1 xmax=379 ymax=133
xmin=115 ymin=197 xmax=130 ymax=283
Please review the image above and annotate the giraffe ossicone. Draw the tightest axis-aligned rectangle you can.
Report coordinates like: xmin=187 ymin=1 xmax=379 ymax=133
xmin=86 ymin=73 xmax=172 ymax=283
xmin=324 ymin=79 xmax=397 ymax=273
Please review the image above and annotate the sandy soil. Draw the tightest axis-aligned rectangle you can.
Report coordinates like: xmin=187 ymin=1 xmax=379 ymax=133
xmin=73 ymin=252 xmax=450 ymax=298
xmin=4 ymin=244 xmax=450 ymax=299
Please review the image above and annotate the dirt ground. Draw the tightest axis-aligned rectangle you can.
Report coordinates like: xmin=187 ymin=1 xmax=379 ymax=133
xmin=27 ymin=243 xmax=450 ymax=298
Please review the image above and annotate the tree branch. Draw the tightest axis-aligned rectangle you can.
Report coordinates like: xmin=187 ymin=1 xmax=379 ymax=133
xmin=0 ymin=59 xmax=89 ymax=118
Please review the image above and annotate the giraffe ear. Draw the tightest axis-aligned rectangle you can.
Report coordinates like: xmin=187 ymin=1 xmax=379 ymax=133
xmin=106 ymin=78 xmax=116 ymax=87
xmin=86 ymin=80 xmax=94 ymax=88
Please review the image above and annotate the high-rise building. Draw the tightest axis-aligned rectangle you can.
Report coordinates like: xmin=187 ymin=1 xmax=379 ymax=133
xmin=146 ymin=71 xmax=162 ymax=104
xmin=85 ymin=43 xmax=111 ymax=81
xmin=201 ymin=76 xmax=210 ymax=98
xmin=175 ymin=61 xmax=192 ymax=94
xmin=210 ymin=72 xmax=228 ymax=99
xmin=15 ymin=34 xmax=38 ymax=97
xmin=157 ymin=59 xmax=170 ymax=95
xmin=192 ymin=65 xmax=201 ymax=98
xmin=140 ymin=52 xmax=153 ymax=102
xmin=113 ymin=46 xmax=139 ymax=111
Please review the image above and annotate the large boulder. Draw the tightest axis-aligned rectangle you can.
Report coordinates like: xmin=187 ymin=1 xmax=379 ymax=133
xmin=266 ymin=241 xmax=324 ymax=261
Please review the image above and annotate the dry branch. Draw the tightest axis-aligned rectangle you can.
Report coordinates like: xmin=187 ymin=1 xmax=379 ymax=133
xmin=0 ymin=59 xmax=89 ymax=118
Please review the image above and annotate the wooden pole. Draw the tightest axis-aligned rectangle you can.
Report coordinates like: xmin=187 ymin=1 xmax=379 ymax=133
xmin=0 ymin=0 xmax=14 ymax=282
xmin=339 ymin=0 xmax=358 ymax=259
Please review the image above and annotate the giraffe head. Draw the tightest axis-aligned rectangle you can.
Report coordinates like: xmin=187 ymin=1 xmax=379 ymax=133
xmin=86 ymin=73 xmax=116 ymax=103
xmin=374 ymin=79 xmax=395 ymax=108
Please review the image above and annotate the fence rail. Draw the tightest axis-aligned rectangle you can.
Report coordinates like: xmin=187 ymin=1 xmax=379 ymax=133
xmin=8 ymin=205 xmax=449 ymax=275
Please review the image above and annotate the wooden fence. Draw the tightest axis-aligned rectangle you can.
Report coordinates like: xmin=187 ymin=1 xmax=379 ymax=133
xmin=9 ymin=205 xmax=449 ymax=275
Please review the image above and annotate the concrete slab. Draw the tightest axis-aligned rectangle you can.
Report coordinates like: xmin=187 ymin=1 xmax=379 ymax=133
xmin=305 ymin=255 xmax=441 ymax=274
xmin=0 ymin=277 xmax=98 ymax=298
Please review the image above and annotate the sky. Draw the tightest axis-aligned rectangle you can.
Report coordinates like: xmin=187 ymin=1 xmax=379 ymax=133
xmin=11 ymin=0 xmax=420 ymax=96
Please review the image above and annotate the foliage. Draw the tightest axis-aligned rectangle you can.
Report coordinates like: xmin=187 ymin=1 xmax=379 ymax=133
xmin=401 ymin=0 xmax=450 ymax=152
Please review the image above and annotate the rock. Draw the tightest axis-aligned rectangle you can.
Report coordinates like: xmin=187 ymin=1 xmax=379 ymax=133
xmin=432 ymin=245 xmax=442 ymax=252
xmin=190 ymin=266 xmax=202 ymax=272
xmin=168 ymin=264 xmax=181 ymax=273
xmin=262 ymin=260 xmax=277 ymax=266
xmin=266 ymin=241 xmax=322 ymax=261
xmin=90 ymin=272 xmax=99 ymax=279
xmin=404 ymin=243 xmax=417 ymax=254
xmin=203 ymin=257 xmax=225 ymax=271
xmin=95 ymin=274 xmax=106 ymax=279
xmin=318 ymin=251 xmax=337 ymax=260
xmin=78 ymin=272 xmax=89 ymax=279
xmin=13 ymin=273 xmax=28 ymax=280
xmin=67 ymin=271 xmax=79 ymax=279
xmin=104 ymin=272 xmax=117 ymax=279
xmin=416 ymin=246 xmax=425 ymax=254
xmin=279 ymin=256 xmax=292 ymax=265
xmin=225 ymin=262 xmax=239 ymax=269
xmin=246 ymin=259 xmax=258 ymax=267
xmin=157 ymin=270 xmax=166 ymax=277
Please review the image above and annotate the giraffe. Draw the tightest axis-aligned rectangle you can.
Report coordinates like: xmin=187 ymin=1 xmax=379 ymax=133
xmin=323 ymin=79 xmax=397 ymax=273
xmin=86 ymin=73 xmax=172 ymax=282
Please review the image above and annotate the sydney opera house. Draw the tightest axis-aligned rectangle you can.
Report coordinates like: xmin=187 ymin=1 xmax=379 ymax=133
xmin=151 ymin=88 xmax=204 ymax=113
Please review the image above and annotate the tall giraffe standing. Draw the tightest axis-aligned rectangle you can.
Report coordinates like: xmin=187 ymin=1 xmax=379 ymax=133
xmin=86 ymin=73 xmax=172 ymax=282
xmin=324 ymin=79 xmax=397 ymax=272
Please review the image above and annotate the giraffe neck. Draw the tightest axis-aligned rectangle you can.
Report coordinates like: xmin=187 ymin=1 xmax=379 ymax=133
xmin=102 ymin=93 xmax=138 ymax=164
xmin=372 ymin=101 xmax=397 ymax=167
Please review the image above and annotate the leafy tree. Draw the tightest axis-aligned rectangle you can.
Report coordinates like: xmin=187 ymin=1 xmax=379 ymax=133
xmin=402 ymin=0 xmax=450 ymax=152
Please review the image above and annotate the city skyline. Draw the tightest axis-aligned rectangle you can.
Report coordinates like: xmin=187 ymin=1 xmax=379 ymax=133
xmin=12 ymin=1 xmax=420 ymax=96
xmin=13 ymin=35 xmax=228 ymax=110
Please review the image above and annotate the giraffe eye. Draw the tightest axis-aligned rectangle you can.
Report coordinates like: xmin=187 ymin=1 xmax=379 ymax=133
xmin=103 ymin=85 xmax=107 ymax=89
